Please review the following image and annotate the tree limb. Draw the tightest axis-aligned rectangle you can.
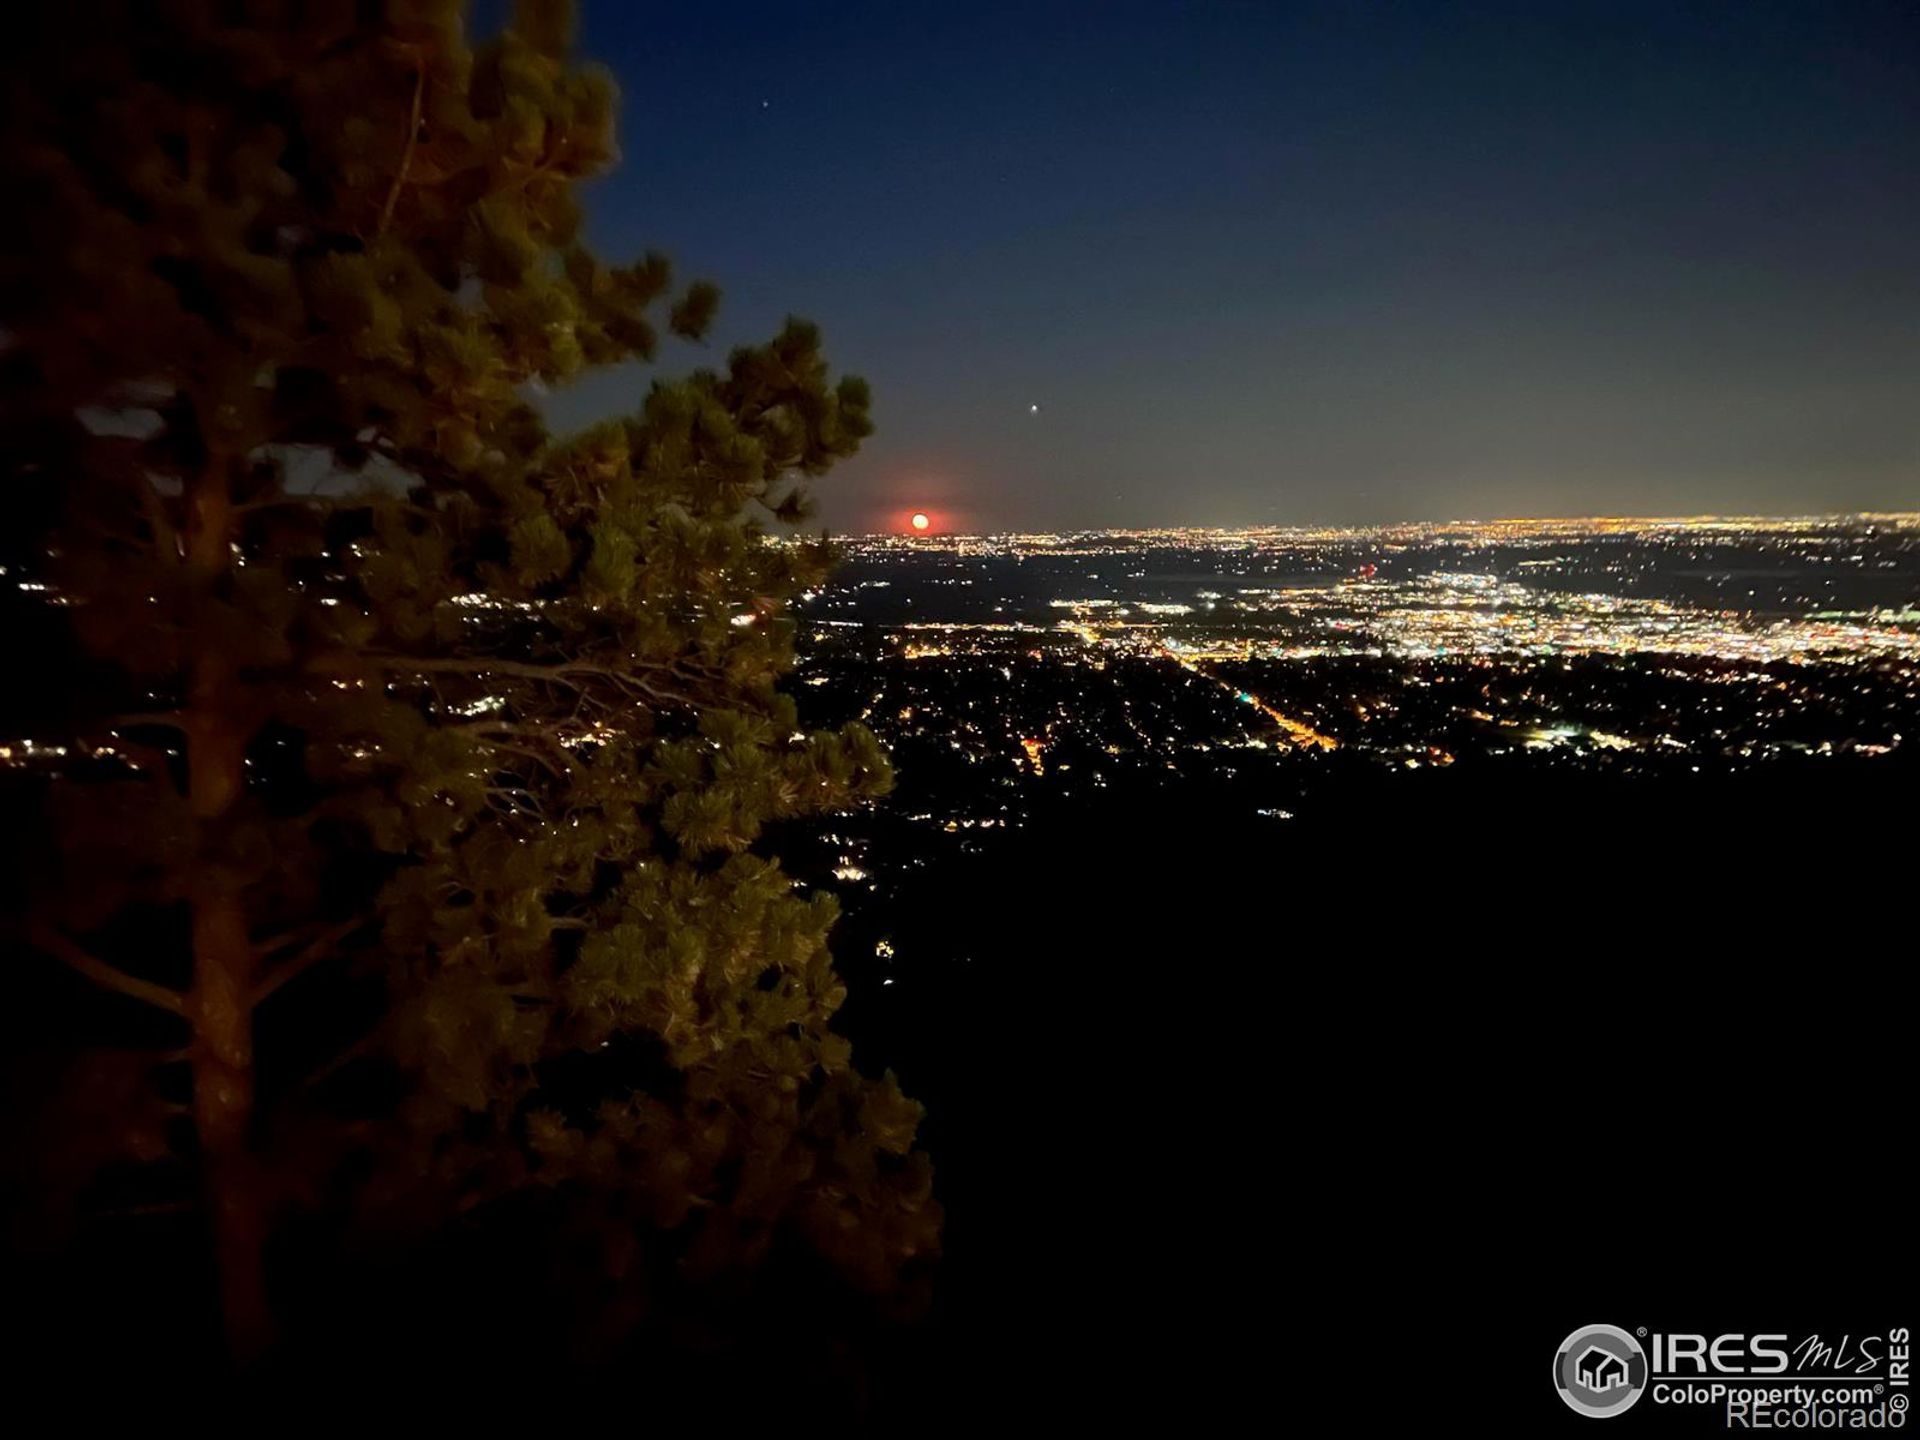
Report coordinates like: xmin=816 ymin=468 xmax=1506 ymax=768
xmin=30 ymin=923 xmax=186 ymax=1016
xmin=363 ymin=653 xmax=701 ymax=705
xmin=482 ymin=737 xmax=567 ymax=777
xmin=252 ymin=916 xmax=371 ymax=1006
xmin=297 ymin=1029 xmax=385 ymax=1094
xmin=378 ymin=62 xmax=425 ymax=237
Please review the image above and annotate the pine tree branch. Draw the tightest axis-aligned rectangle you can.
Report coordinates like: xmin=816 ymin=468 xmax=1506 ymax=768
xmin=30 ymin=923 xmax=186 ymax=1016
xmin=297 ymin=1029 xmax=385 ymax=1094
xmin=378 ymin=62 xmax=426 ymax=237
xmin=361 ymin=653 xmax=702 ymax=705
xmin=251 ymin=916 xmax=371 ymax=1006
xmin=482 ymin=738 xmax=568 ymax=777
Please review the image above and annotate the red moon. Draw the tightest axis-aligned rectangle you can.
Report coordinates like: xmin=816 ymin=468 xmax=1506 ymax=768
xmin=910 ymin=512 xmax=931 ymax=531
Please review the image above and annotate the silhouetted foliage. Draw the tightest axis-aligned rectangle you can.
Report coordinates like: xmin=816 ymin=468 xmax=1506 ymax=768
xmin=1 ymin=0 xmax=935 ymax=1382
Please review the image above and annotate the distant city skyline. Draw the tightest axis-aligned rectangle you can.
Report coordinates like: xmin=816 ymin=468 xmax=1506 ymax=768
xmin=545 ymin=1 xmax=1920 ymax=532
xmin=794 ymin=513 xmax=1920 ymax=789
xmin=830 ymin=508 xmax=1920 ymax=540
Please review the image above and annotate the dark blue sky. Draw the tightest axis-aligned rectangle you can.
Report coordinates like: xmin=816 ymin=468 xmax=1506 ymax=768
xmin=544 ymin=1 xmax=1920 ymax=532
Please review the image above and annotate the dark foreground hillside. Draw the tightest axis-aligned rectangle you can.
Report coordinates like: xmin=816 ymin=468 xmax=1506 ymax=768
xmin=830 ymin=753 xmax=1912 ymax=1426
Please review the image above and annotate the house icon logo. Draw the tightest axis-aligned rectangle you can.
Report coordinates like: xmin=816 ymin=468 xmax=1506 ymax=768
xmin=1554 ymin=1324 xmax=1648 ymax=1418
xmin=1577 ymin=1345 xmax=1630 ymax=1392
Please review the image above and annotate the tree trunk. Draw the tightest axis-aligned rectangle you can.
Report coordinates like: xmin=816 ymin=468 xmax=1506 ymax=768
xmin=187 ymin=860 xmax=269 ymax=1357
xmin=181 ymin=459 xmax=273 ymax=1360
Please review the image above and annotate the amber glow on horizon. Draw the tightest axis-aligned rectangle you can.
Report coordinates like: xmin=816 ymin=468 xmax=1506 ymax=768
xmin=886 ymin=505 xmax=959 ymax=535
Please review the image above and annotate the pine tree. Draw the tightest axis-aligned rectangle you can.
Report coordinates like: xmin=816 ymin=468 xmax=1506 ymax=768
xmin=2 ymin=0 xmax=935 ymax=1364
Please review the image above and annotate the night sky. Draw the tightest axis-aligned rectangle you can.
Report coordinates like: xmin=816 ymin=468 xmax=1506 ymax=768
xmin=543 ymin=1 xmax=1920 ymax=533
